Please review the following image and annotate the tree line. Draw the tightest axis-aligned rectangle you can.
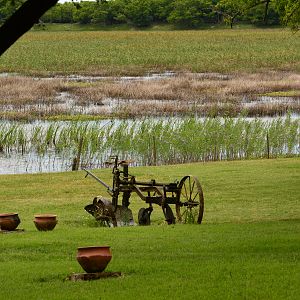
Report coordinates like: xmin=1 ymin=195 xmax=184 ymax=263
xmin=0 ymin=0 xmax=299 ymax=29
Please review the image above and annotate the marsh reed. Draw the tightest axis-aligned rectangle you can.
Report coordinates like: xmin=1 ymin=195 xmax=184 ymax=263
xmin=1 ymin=72 xmax=299 ymax=120
xmin=0 ymin=116 xmax=298 ymax=172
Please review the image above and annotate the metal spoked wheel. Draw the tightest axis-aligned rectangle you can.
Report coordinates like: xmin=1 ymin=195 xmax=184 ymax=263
xmin=176 ymin=175 xmax=204 ymax=224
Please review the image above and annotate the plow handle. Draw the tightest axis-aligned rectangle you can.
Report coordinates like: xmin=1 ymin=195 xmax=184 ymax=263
xmin=83 ymin=168 xmax=113 ymax=196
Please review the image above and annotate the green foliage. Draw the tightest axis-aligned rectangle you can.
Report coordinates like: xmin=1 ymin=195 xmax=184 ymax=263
xmin=215 ymin=0 xmax=243 ymax=27
xmin=167 ymin=0 xmax=213 ymax=28
xmin=0 ymin=0 xmax=24 ymax=23
xmin=151 ymin=0 xmax=174 ymax=22
xmin=42 ymin=3 xmax=76 ymax=23
xmin=104 ymin=0 xmax=127 ymax=25
xmin=1 ymin=0 xmax=298 ymax=29
xmin=125 ymin=0 xmax=154 ymax=27
xmin=275 ymin=0 xmax=300 ymax=30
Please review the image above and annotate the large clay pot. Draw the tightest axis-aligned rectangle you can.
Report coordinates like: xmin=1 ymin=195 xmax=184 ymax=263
xmin=0 ymin=213 xmax=20 ymax=231
xmin=34 ymin=214 xmax=57 ymax=231
xmin=77 ymin=246 xmax=112 ymax=273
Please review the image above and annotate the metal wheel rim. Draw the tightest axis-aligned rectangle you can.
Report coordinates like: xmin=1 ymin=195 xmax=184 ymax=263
xmin=176 ymin=175 xmax=204 ymax=224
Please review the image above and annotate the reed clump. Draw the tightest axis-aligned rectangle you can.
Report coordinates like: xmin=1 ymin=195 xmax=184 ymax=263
xmin=0 ymin=116 xmax=298 ymax=171
xmin=0 ymin=76 xmax=65 ymax=105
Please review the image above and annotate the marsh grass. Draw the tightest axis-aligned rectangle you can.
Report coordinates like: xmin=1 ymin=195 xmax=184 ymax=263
xmin=0 ymin=116 xmax=299 ymax=171
xmin=0 ymin=76 xmax=65 ymax=105
xmin=0 ymin=72 xmax=299 ymax=120
xmin=0 ymin=159 xmax=299 ymax=299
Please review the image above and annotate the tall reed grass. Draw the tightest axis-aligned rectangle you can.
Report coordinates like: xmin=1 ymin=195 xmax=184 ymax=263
xmin=0 ymin=116 xmax=299 ymax=171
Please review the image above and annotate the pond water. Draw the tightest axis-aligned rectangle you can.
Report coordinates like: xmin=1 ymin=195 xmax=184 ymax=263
xmin=0 ymin=150 xmax=67 ymax=174
xmin=0 ymin=72 xmax=299 ymax=174
xmin=0 ymin=116 xmax=299 ymax=175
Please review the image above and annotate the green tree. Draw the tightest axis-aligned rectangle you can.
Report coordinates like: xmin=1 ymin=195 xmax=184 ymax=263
xmin=275 ymin=0 xmax=300 ymax=30
xmin=0 ymin=0 xmax=24 ymax=23
xmin=246 ymin=2 xmax=279 ymax=26
xmin=42 ymin=3 xmax=76 ymax=23
xmin=104 ymin=0 xmax=127 ymax=25
xmin=151 ymin=0 xmax=174 ymax=23
xmin=168 ymin=0 xmax=212 ymax=28
xmin=124 ymin=0 xmax=154 ymax=27
xmin=217 ymin=0 xmax=300 ymax=28
xmin=73 ymin=1 xmax=107 ymax=24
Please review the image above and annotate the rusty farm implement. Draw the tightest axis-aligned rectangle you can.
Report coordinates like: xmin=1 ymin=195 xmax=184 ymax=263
xmin=84 ymin=156 xmax=204 ymax=226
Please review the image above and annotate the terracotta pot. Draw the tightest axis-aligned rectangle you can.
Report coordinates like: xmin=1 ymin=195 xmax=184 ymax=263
xmin=77 ymin=246 xmax=112 ymax=273
xmin=34 ymin=214 xmax=57 ymax=231
xmin=0 ymin=213 xmax=20 ymax=231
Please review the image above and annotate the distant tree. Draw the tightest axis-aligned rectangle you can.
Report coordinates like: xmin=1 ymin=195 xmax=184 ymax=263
xmin=275 ymin=0 xmax=300 ymax=30
xmin=216 ymin=0 xmax=299 ymax=28
xmin=246 ymin=2 xmax=279 ymax=26
xmin=168 ymin=0 xmax=212 ymax=28
xmin=42 ymin=3 xmax=76 ymax=23
xmin=0 ymin=0 xmax=25 ymax=23
xmin=151 ymin=0 xmax=174 ymax=23
xmin=104 ymin=0 xmax=127 ymax=25
xmin=215 ymin=0 xmax=246 ymax=28
xmin=125 ymin=0 xmax=154 ymax=27
xmin=73 ymin=2 xmax=95 ymax=24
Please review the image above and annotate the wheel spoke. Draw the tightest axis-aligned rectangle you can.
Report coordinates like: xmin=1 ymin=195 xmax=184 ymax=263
xmin=192 ymin=191 xmax=199 ymax=202
xmin=191 ymin=180 xmax=195 ymax=197
xmin=188 ymin=177 xmax=192 ymax=200
xmin=183 ymin=182 xmax=188 ymax=200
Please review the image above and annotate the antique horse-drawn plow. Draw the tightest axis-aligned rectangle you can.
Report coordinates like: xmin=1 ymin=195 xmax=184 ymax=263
xmin=84 ymin=156 xmax=204 ymax=226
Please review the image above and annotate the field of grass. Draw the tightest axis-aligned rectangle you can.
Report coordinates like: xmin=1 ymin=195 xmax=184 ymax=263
xmin=0 ymin=158 xmax=299 ymax=299
xmin=0 ymin=29 xmax=299 ymax=75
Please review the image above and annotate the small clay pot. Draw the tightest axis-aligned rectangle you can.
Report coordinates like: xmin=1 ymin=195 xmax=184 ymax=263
xmin=34 ymin=214 xmax=57 ymax=231
xmin=0 ymin=213 xmax=20 ymax=231
xmin=77 ymin=246 xmax=112 ymax=273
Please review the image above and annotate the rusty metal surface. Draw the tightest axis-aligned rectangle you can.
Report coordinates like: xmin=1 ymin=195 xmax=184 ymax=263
xmin=84 ymin=156 xmax=204 ymax=226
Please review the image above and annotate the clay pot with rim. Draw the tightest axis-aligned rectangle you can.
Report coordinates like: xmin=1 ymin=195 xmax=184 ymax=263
xmin=34 ymin=214 xmax=57 ymax=231
xmin=77 ymin=246 xmax=112 ymax=273
xmin=0 ymin=213 xmax=21 ymax=231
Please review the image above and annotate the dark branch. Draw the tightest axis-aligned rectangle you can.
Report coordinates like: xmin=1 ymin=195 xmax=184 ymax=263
xmin=0 ymin=0 xmax=59 ymax=56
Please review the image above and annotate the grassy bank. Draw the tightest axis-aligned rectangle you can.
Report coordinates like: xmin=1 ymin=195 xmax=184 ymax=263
xmin=1 ymin=158 xmax=299 ymax=224
xmin=0 ymin=158 xmax=299 ymax=299
xmin=0 ymin=29 xmax=299 ymax=75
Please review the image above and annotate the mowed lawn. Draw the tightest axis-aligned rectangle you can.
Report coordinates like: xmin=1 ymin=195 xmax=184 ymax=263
xmin=0 ymin=29 xmax=299 ymax=75
xmin=0 ymin=158 xmax=299 ymax=299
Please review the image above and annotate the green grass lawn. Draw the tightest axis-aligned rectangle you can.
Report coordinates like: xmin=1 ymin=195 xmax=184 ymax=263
xmin=0 ymin=29 xmax=299 ymax=75
xmin=0 ymin=158 xmax=299 ymax=299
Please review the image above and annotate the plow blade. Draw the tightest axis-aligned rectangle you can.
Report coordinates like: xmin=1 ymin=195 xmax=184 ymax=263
xmin=85 ymin=196 xmax=134 ymax=227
